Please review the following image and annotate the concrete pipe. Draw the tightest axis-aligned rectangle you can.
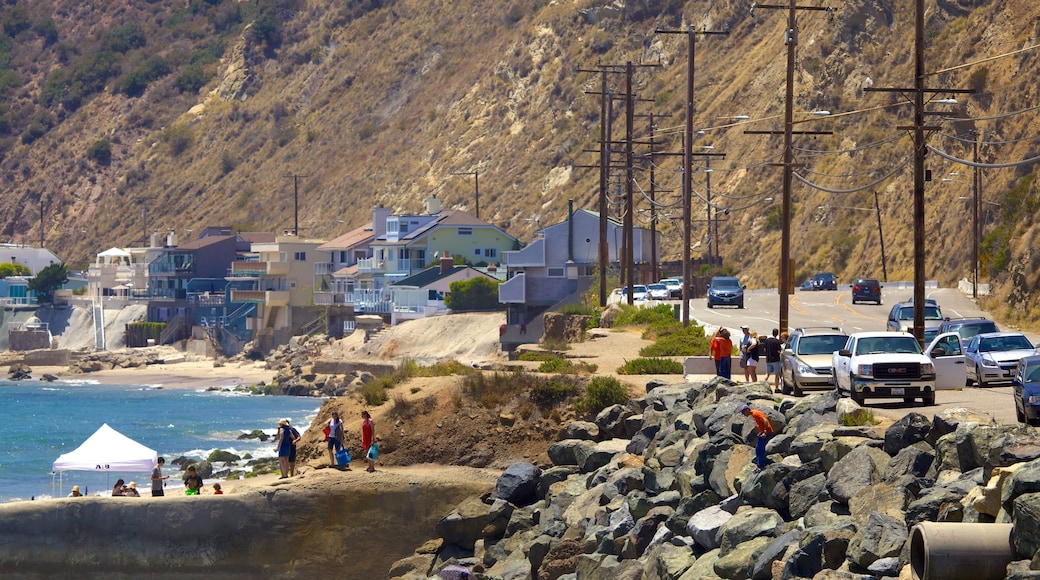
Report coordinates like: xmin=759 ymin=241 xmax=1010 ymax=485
xmin=910 ymin=522 xmax=1015 ymax=580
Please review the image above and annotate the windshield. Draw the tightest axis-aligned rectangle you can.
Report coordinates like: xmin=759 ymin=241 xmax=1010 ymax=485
xmin=1026 ymin=364 xmax=1040 ymax=382
xmin=978 ymin=335 xmax=1035 ymax=352
xmin=797 ymin=335 xmax=848 ymax=355
xmin=856 ymin=336 xmax=923 ymax=355
xmin=712 ymin=278 xmax=740 ymax=289
xmin=956 ymin=322 xmax=998 ymax=339
xmin=897 ymin=306 xmax=942 ymax=321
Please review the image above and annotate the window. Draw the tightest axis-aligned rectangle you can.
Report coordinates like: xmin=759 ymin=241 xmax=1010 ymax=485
xmin=458 ymin=227 xmax=473 ymax=236
xmin=399 ymin=222 xmax=409 ymax=233
xmin=294 ymin=252 xmax=307 ymax=261
xmin=547 ymin=268 xmax=565 ymax=277
xmin=483 ymin=248 xmax=497 ymax=258
xmin=386 ymin=220 xmax=399 ymax=234
xmin=474 ymin=248 xmax=482 ymax=256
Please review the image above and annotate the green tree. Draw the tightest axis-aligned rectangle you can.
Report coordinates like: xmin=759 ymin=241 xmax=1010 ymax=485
xmin=0 ymin=262 xmax=31 ymax=278
xmin=87 ymin=138 xmax=112 ymax=165
xmin=28 ymin=262 xmax=68 ymax=304
xmin=444 ymin=277 xmax=500 ymax=311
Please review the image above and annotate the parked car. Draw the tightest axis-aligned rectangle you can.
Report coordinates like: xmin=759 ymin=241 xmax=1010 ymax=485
xmin=1012 ymin=355 xmax=1040 ymax=425
xmin=706 ymin=276 xmax=745 ymax=309
xmin=621 ymin=285 xmax=650 ymax=301
xmin=647 ymin=283 xmax=670 ymax=300
xmin=937 ymin=317 xmax=1000 ymax=348
xmin=780 ymin=327 xmax=849 ymax=395
xmin=832 ymin=331 xmax=953 ymax=406
xmin=659 ymin=278 xmax=683 ymax=298
xmin=851 ymin=277 xmax=882 ymax=305
xmin=886 ymin=300 xmax=944 ymax=332
xmin=965 ymin=331 xmax=1040 ymax=387
xmin=811 ymin=272 xmax=838 ymax=291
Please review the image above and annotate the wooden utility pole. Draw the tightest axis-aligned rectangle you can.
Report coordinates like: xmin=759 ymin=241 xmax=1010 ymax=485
xmin=285 ymin=173 xmax=306 ymax=236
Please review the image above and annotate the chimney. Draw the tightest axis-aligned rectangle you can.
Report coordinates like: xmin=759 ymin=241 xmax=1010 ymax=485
xmin=372 ymin=205 xmax=391 ymax=239
xmin=426 ymin=195 xmax=441 ymax=215
xmin=440 ymin=254 xmax=454 ymax=274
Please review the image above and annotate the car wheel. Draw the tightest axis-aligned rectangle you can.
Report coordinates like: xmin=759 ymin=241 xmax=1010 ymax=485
xmin=793 ymin=384 xmax=804 ymax=396
xmin=852 ymin=299 xmax=857 ymax=305
xmin=707 ymin=303 xmax=714 ymax=309
xmin=1016 ymin=403 xmax=1026 ymax=423
xmin=923 ymin=391 xmax=935 ymax=406
xmin=976 ymin=366 xmax=988 ymax=388
xmin=738 ymin=302 xmax=744 ymax=309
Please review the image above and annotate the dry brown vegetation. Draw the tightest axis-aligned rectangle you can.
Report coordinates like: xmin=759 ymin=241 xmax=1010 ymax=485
xmin=1 ymin=0 xmax=1039 ymax=326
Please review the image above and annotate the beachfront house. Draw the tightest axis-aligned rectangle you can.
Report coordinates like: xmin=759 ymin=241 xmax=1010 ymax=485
xmin=227 ymin=235 xmax=325 ymax=353
xmin=384 ymin=256 xmax=507 ymax=326
xmin=498 ymin=202 xmax=656 ymax=342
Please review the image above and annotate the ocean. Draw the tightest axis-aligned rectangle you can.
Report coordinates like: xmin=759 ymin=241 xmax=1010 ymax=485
xmin=0 ymin=378 xmax=321 ymax=502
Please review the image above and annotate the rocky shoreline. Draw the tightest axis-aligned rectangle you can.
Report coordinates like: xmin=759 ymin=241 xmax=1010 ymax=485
xmin=389 ymin=376 xmax=1040 ymax=579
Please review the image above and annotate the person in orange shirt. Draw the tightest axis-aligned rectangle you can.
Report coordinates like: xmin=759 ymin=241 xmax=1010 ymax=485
xmin=710 ymin=329 xmax=725 ymax=375
xmin=740 ymin=404 xmax=774 ymax=470
xmin=715 ymin=328 xmax=734 ymax=379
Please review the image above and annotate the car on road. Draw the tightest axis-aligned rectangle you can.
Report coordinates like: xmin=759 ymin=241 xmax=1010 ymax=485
xmin=851 ymin=277 xmax=882 ymax=304
xmin=780 ymin=327 xmax=849 ymax=395
xmin=811 ymin=272 xmax=838 ymax=291
xmin=659 ymin=278 xmax=683 ymax=298
xmin=886 ymin=300 xmax=944 ymax=332
xmin=647 ymin=283 xmax=670 ymax=301
xmin=706 ymin=276 xmax=745 ymax=309
xmin=1012 ymin=355 xmax=1040 ymax=425
xmin=832 ymin=331 xmax=963 ymax=406
xmin=965 ymin=331 xmax=1039 ymax=387
xmin=620 ymin=285 xmax=650 ymax=301
xmin=937 ymin=317 xmax=1000 ymax=349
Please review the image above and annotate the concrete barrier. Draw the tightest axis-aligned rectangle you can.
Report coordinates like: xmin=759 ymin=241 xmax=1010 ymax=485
xmin=684 ymin=356 xmax=717 ymax=375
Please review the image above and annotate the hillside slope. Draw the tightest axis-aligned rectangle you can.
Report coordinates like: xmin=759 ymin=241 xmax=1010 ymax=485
xmin=0 ymin=0 xmax=1038 ymax=325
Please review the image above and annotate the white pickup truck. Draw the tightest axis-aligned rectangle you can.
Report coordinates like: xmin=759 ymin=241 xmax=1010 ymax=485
xmin=832 ymin=331 xmax=966 ymax=406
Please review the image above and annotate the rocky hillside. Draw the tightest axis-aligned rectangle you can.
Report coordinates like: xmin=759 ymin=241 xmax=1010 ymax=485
xmin=2 ymin=1 xmax=1040 ymax=324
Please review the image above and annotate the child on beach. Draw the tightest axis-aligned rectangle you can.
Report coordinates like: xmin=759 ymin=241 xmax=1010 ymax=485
xmin=361 ymin=410 xmax=376 ymax=473
xmin=151 ymin=457 xmax=169 ymax=497
xmin=183 ymin=465 xmax=204 ymax=496
xmin=212 ymin=483 xmax=223 ymax=495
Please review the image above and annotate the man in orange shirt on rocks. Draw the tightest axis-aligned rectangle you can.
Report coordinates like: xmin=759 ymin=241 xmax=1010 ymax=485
xmin=740 ymin=404 xmax=774 ymax=471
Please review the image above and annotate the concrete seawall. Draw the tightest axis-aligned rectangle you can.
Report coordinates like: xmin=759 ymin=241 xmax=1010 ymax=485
xmin=0 ymin=467 xmax=497 ymax=579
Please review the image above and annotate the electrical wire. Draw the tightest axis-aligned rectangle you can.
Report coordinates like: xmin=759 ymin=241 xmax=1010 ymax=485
xmin=793 ymin=160 xmax=909 ymax=194
xmin=926 ymin=145 xmax=1040 ymax=169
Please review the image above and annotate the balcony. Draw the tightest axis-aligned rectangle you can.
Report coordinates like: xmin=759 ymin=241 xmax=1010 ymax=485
xmin=230 ymin=289 xmax=290 ymax=306
xmin=504 ymin=238 xmax=545 ymax=268
xmin=356 ymin=257 xmax=384 ymax=273
xmin=498 ymin=273 xmax=526 ymax=304
xmin=313 ymin=262 xmax=335 ymax=276
xmin=230 ymin=261 xmax=290 ymax=277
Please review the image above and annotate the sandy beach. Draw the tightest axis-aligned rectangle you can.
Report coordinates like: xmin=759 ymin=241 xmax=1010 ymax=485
xmin=36 ymin=357 xmax=278 ymax=390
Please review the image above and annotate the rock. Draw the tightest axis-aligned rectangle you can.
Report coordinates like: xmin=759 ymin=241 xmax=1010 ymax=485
xmin=750 ymin=527 xmax=801 ymax=580
xmin=547 ymin=439 xmax=589 ymax=467
xmin=1015 ymin=492 xmax=1040 ymax=559
xmin=883 ymin=412 xmax=932 ymax=455
xmin=495 ymin=462 xmax=542 ymax=507
xmin=882 ymin=445 xmax=936 ymax=482
xmin=595 ymin=404 xmax=632 ymax=439
xmin=1003 ymin=458 xmax=1040 ymax=517
xmin=575 ymin=439 xmax=629 ymax=473
xmin=826 ymin=445 xmax=890 ymax=504
xmin=643 ymin=542 xmax=696 ymax=580
xmin=387 ymin=553 xmax=437 ymax=578
xmin=782 ymin=522 xmax=857 ymax=578
xmin=536 ymin=538 xmax=582 ymax=580
xmin=716 ymin=507 xmax=784 ymax=557
xmin=846 ymin=511 xmax=908 ymax=568
xmin=848 ymin=481 xmax=912 ymax=528
xmin=537 ymin=466 xmax=579 ymax=500
xmin=906 ymin=488 xmax=966 ymax=527
xmin=927 ymin=407 xmax=993 ymax=446
xmin=788 ymin=473 xmax=827 ymax=519
xmin=435 ymin=496 xmax=514 ymax=548
xmin=712 ymin=535 xmax=773 ymax=580
xmin=687 ymin=505 xmax=732 ymax=550
xmin=564 ymin=421 xmax=600 ymax=441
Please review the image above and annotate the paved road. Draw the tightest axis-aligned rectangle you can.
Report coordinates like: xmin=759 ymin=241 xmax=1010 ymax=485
xmin=670 ymin=284 xmax=1034 ymax=425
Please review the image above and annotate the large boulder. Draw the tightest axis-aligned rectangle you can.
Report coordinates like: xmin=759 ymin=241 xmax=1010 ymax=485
xmin=575 ymin=439 xmax=630 ymax=473
xmin=883 ymin=412 xmax=932 ymax=455
xmin=846 ymin=511 xmax=908 ymax=569
xmin=563 ymin=421 xmax=600 ymax=441
xmin=596 ymin=404 xmax=634 ymax=439
xmin=495 ymin=462 xmax=542 ymax=507
xmin=687 ymin=505 xmax=732 ymax=550
xmin=1013 ymin=492 xmax=1040 ymax=559
xmin=716 ymin=507 xmax=785 ymax=557
xmin=435 ymin=497 xmax=514 ymax=548
xmin=826 ymin=445 xmax=891 ymax=504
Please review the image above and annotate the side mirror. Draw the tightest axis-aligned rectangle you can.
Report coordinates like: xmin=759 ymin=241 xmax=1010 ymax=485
xmin=838 ymin=349 xmax=852 ymax=357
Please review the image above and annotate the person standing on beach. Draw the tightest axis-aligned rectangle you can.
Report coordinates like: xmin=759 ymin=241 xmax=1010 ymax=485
xmin=745 ymin=331 xmax=760 ymax=383
xmin=287 ymin=419 xmax=301 ymax=476
xmin=361 ymin=410 xmax=376 ymax=473
xmin=183 ymin=465 xmax=204 ymax=495
xmin=326 ymin=411 xmax=345 ymax=467
xmin=151 ymin=457 xmax=168 ymax=497
xmin=739 ymin=325 xmax=752 ymax=381
xmin=717 ymin=328 xmax=733 ymax=380
xmin=276 ymin=419 xmax=293 ymax=478
xmin=710 ymin=328 xmax=725 ymax=376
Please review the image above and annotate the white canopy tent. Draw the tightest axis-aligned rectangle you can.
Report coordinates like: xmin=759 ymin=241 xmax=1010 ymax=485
xmin=52 ymin=424 xmax=158 ymax=496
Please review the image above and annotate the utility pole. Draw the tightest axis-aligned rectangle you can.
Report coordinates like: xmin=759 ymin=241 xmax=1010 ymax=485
xmin=874 ymin=191 xmax=888 ymax=282
xmin=38 ymin=195 xmax=45 ymax=248
xmin=285 ymin=173 xmax=305 ymax=236
xmin=656 ymin=24 xmax=727 ymax=327
xmin=971 ymin=131 xmax=980 ymax=299
xmin=747 ymin=1 xmax=834 ymax=336
xmin=450 ymin=170 xmax=480 ymax=219
xmin=865 ymin=0 xmax=971 ymax=344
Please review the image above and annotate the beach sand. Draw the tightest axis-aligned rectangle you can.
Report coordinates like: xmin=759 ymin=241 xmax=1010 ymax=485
xmin=36 ymin=358 xmax=277 ymax=390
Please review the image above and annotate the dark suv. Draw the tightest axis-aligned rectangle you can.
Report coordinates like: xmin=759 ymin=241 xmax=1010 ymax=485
xmin=811 ymin=272 xmax=838 ymax=291
xmin=706 ymin=276 xmax=745 ymax=309
xmin=938 ymin=317 xmax=1000 ymax=348
xmin=851 ymin=277 xmax=882 ymax=304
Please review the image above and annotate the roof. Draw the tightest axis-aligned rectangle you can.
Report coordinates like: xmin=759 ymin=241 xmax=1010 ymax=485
xmin=173 ymin=234 xmax=235 ymax=251
xmin=318 ymin=223 xmax=374 ymax=250
xmin=332 ymin=264 xmax=358 ymax=278
xmin=238 ymin=232 xmax=277 ymax=244
xmin=393 ymin=264 xmax=497 ymax=288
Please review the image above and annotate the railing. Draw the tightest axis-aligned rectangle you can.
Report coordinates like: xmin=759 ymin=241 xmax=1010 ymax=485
xmin=229 ymin=289 xmax=290 ymax=305
xmin=498 ymin=273 xmax=526 ymax=303
xmin=356 ymin=258 xmax=384 ymax=273
xmin=313 ymin=262 xmax=335 ymax=276
xmin=229 ymin=261 xmax=290 ymax=276
xmin=503 ymin=238 xmax=546 ymax=267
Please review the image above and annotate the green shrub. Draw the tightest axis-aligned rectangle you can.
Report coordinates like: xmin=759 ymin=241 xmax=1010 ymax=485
xmin=530 ymin=377 xmax=580 ymax=406
xmin=163 ymin=123 xmax=194 ymax=155
xmin=537 ymin=357 xmax=597 ymax=374
xmin=616 ymin=357 xmax=684 ymax=375
xmin=540 ymin=337 xmax=570 ymax=351
xmin=444 ymin=277 xmax=501 ymax=311
xmin=175 ymin=62 xmax=211 ymax=94
xmin=360 ymin=380 xmax=388 ymax=406
xmin=642 ymin=319 xmax=682 ymax=340
xmin=639 ymin=324 xmax=710 ymax=357
xmin=517 ymin=350 xmax=561 ymax=362
xmin=613 ymin=303 xmax=676 ymax=327
xmin=574 ymin=376 xmax=629 ymax=416
xmin=840 ymin=408 xmax=879 ymax=426
xmin=87 ymin=139 xmax=112 ymax=165
xmin=119 ymin=56 xmax=171 ymax=97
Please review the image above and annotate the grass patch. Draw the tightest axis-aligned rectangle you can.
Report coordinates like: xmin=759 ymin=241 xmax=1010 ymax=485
xmin=616 ymin=357 xmax=684 ymax=375
xmin=536 ymin=356 xmax=597 ymax=374
xmin=840 ymin=408 xmax=879 ymax=426
xmin=540 ymin=337 xmax=571 ymax=351
xmin=639 ymin=324 xmax=710 ymax=357
xmin=613 ymin=303 xmax=676 ymax=326
xmin=517 ymin=350 xmax=563 ymax=362
xmin=529 ymin=377 xmax=581 ymax=406
xmin=360 ymin=379 xmax=389 ymax=406
xmin=460 ymin=369 xmax=582 ymax=409
xmin=574 ymin=376 xmax=629 ymax=416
